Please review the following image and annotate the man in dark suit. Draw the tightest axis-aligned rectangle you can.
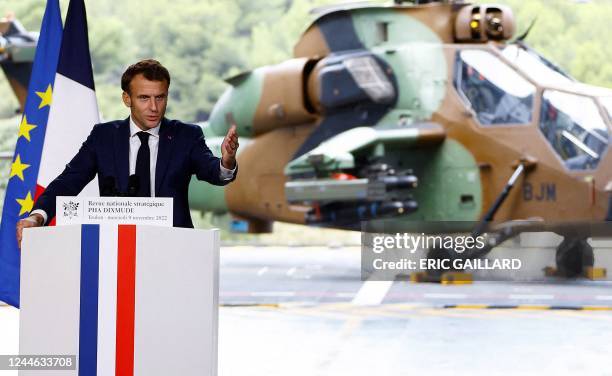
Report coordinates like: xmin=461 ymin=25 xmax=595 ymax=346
xmin=16 ymin=59 xmax=238 ymax=245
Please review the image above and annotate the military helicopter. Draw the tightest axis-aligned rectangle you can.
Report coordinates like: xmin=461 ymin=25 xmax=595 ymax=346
xmin=191 ymin=0 xmax=612 ymax=277
xmin=0 ymin=14 xmax=37 ymax=113
xmin=4 ymin=2 xmax=612 ymax=277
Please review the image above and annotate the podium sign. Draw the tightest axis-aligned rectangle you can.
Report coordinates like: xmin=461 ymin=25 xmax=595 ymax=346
xmin=19 ymin=225 xmax=219 ymax=376
xmin=56 ymin=197 xmax=173 ymax=226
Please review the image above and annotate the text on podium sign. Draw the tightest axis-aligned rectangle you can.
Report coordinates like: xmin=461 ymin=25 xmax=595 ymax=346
xmin=56 ymin=196 xmax=173 ymax=226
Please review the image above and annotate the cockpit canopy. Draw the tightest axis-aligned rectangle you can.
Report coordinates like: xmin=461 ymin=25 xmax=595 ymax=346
xmin=454 ymin=44 xmax=612 ymax=171
xmin=455 ymin=49 xmax=535 ymax=125
xmin=540 ymin=90 xmax=608 ymax=170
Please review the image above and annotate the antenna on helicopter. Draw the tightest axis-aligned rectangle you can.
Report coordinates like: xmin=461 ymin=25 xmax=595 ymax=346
xmin=394 ymin=0 xmax=436 ymax=4
xmin=515 ymin=17 xmax=537 ymax=42
xmin=393 ymin=0 xmax=463 ymax=4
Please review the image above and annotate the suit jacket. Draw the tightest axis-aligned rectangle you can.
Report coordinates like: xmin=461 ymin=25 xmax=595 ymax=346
xmin=33 ymin=117 xmax=236 ymax=228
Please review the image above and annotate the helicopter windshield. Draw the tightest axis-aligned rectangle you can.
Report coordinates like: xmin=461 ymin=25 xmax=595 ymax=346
xmin=455 ymin=49 xmax=535 ymax=125
xmin=540 ymin=90 xmax=609 ymax=170
xmin=501 ymin=44 xmax=573 ymax=86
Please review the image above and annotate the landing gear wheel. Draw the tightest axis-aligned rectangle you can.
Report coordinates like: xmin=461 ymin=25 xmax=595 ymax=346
xmin=555 ymin=237 xmax=594 ymax=277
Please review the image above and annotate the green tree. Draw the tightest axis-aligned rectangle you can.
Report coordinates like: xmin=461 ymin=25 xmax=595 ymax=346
xmin=478 ymin=0 xmax=612 ymax=88
xmin=3 ymin=0 xmax=612 ymax=123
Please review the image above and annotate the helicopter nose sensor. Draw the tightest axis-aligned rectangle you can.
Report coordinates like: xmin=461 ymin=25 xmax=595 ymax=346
xmin=455 ymin=4 xmax=515 ymax=42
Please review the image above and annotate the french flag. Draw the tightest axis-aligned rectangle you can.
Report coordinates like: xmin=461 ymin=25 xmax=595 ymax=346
xmin=36 ymin=0 xmax=100 ymax=212
xmin=20 ymin=224 xmax=219 ymax=376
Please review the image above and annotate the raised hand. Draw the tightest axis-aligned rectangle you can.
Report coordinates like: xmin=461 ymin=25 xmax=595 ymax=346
xmin=221 ymin=124 xmax=239 ymax=169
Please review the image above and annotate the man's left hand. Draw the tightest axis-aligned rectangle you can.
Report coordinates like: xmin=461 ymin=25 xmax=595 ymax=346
xmin=221 ymin=125 xmax=239 ymax=169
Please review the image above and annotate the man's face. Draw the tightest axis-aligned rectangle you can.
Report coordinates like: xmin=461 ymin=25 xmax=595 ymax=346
xmin=122 ymin=73 xmax=168 ymax=130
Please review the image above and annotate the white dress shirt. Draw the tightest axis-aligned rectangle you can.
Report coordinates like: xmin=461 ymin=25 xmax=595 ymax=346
xmin=31 ymin=116 xmax=236 ymax=224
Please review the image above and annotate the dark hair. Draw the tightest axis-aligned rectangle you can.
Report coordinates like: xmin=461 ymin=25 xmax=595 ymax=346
xmin=121 ymin=59 xmax=170 ymax=94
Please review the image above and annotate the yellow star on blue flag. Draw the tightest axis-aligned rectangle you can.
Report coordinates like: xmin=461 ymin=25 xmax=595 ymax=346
xmin=15 ymin=192 xmax=34 ymax=217
xmin=10 ymin=155 xmax=31 ymax=181
xmin=35 ymin=84 xmax=53 ymax=109
xmin=17 ymin=116 xmax=37 ymax=142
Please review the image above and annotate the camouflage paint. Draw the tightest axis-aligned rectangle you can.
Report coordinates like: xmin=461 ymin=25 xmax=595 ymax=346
xmin=313 ymin=10 xmax=364 ymax=52
xmin=188 ymin=131 xmax=228 ymax=212
xmin=396 ymin=139 xmax=482 ymax=221
xmin=285 ymin=10 xmax=392 ymax=158
xmin=208 ymin=70 xmax=263 ymax=137
xmin=190 ymin=2 xmax=612 ymax=234
xmin=188 ymin=174 xmax=227 ymax=213
xmin=286 ymin=126 xmax=423 ymax=175
xmin=350 ymin=8 xmax=448 ymax=122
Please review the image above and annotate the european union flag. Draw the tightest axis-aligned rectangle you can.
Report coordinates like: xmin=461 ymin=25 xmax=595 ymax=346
xmin=0 ymin=0 xmax=62 ymax=308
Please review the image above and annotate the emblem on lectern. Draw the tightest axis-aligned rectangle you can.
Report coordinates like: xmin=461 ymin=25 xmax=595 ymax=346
xmin=62 ymin=201 xmax=80 ymax=219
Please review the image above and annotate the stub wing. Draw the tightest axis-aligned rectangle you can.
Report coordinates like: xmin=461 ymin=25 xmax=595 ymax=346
xmin=285 ymin=122 xmax=446 ymax=177
xmin=284 ymin=123 xmax=446 ymax=227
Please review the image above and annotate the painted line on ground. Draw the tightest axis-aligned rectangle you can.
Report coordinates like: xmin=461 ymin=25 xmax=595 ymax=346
xmin=508 ymin=294 xmax=555 ymax=300
xmin=250 ymin=291 xmax=296 ymax=297
xmin=335 ymin=292 xmax=356 ymax=298
xmin=216 ymin=302 xmax=612 ymax=317
xmin=351 ymin=279 xmax=394 ymax=306
xmin=443 ymin=304 xmax=612 ymax=310
xmin=220 ymin=303 xmax=280 ymax=308
xmin=423 ymin=293 xmax=467 ymax=300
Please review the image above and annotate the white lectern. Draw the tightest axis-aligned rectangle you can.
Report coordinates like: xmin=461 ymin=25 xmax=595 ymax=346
xmin=19 ymin=224 xmax=219 ymax=376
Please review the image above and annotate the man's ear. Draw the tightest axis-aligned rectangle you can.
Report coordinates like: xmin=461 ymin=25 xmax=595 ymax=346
xmin=122 ymin=91 xmax=131 ymax=107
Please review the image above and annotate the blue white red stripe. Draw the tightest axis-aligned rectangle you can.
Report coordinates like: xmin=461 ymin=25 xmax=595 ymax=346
xmin=77 ymin=225 xmax=138 ymax=375
xmin=19 ymin=225 xmax=219 ymax=376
